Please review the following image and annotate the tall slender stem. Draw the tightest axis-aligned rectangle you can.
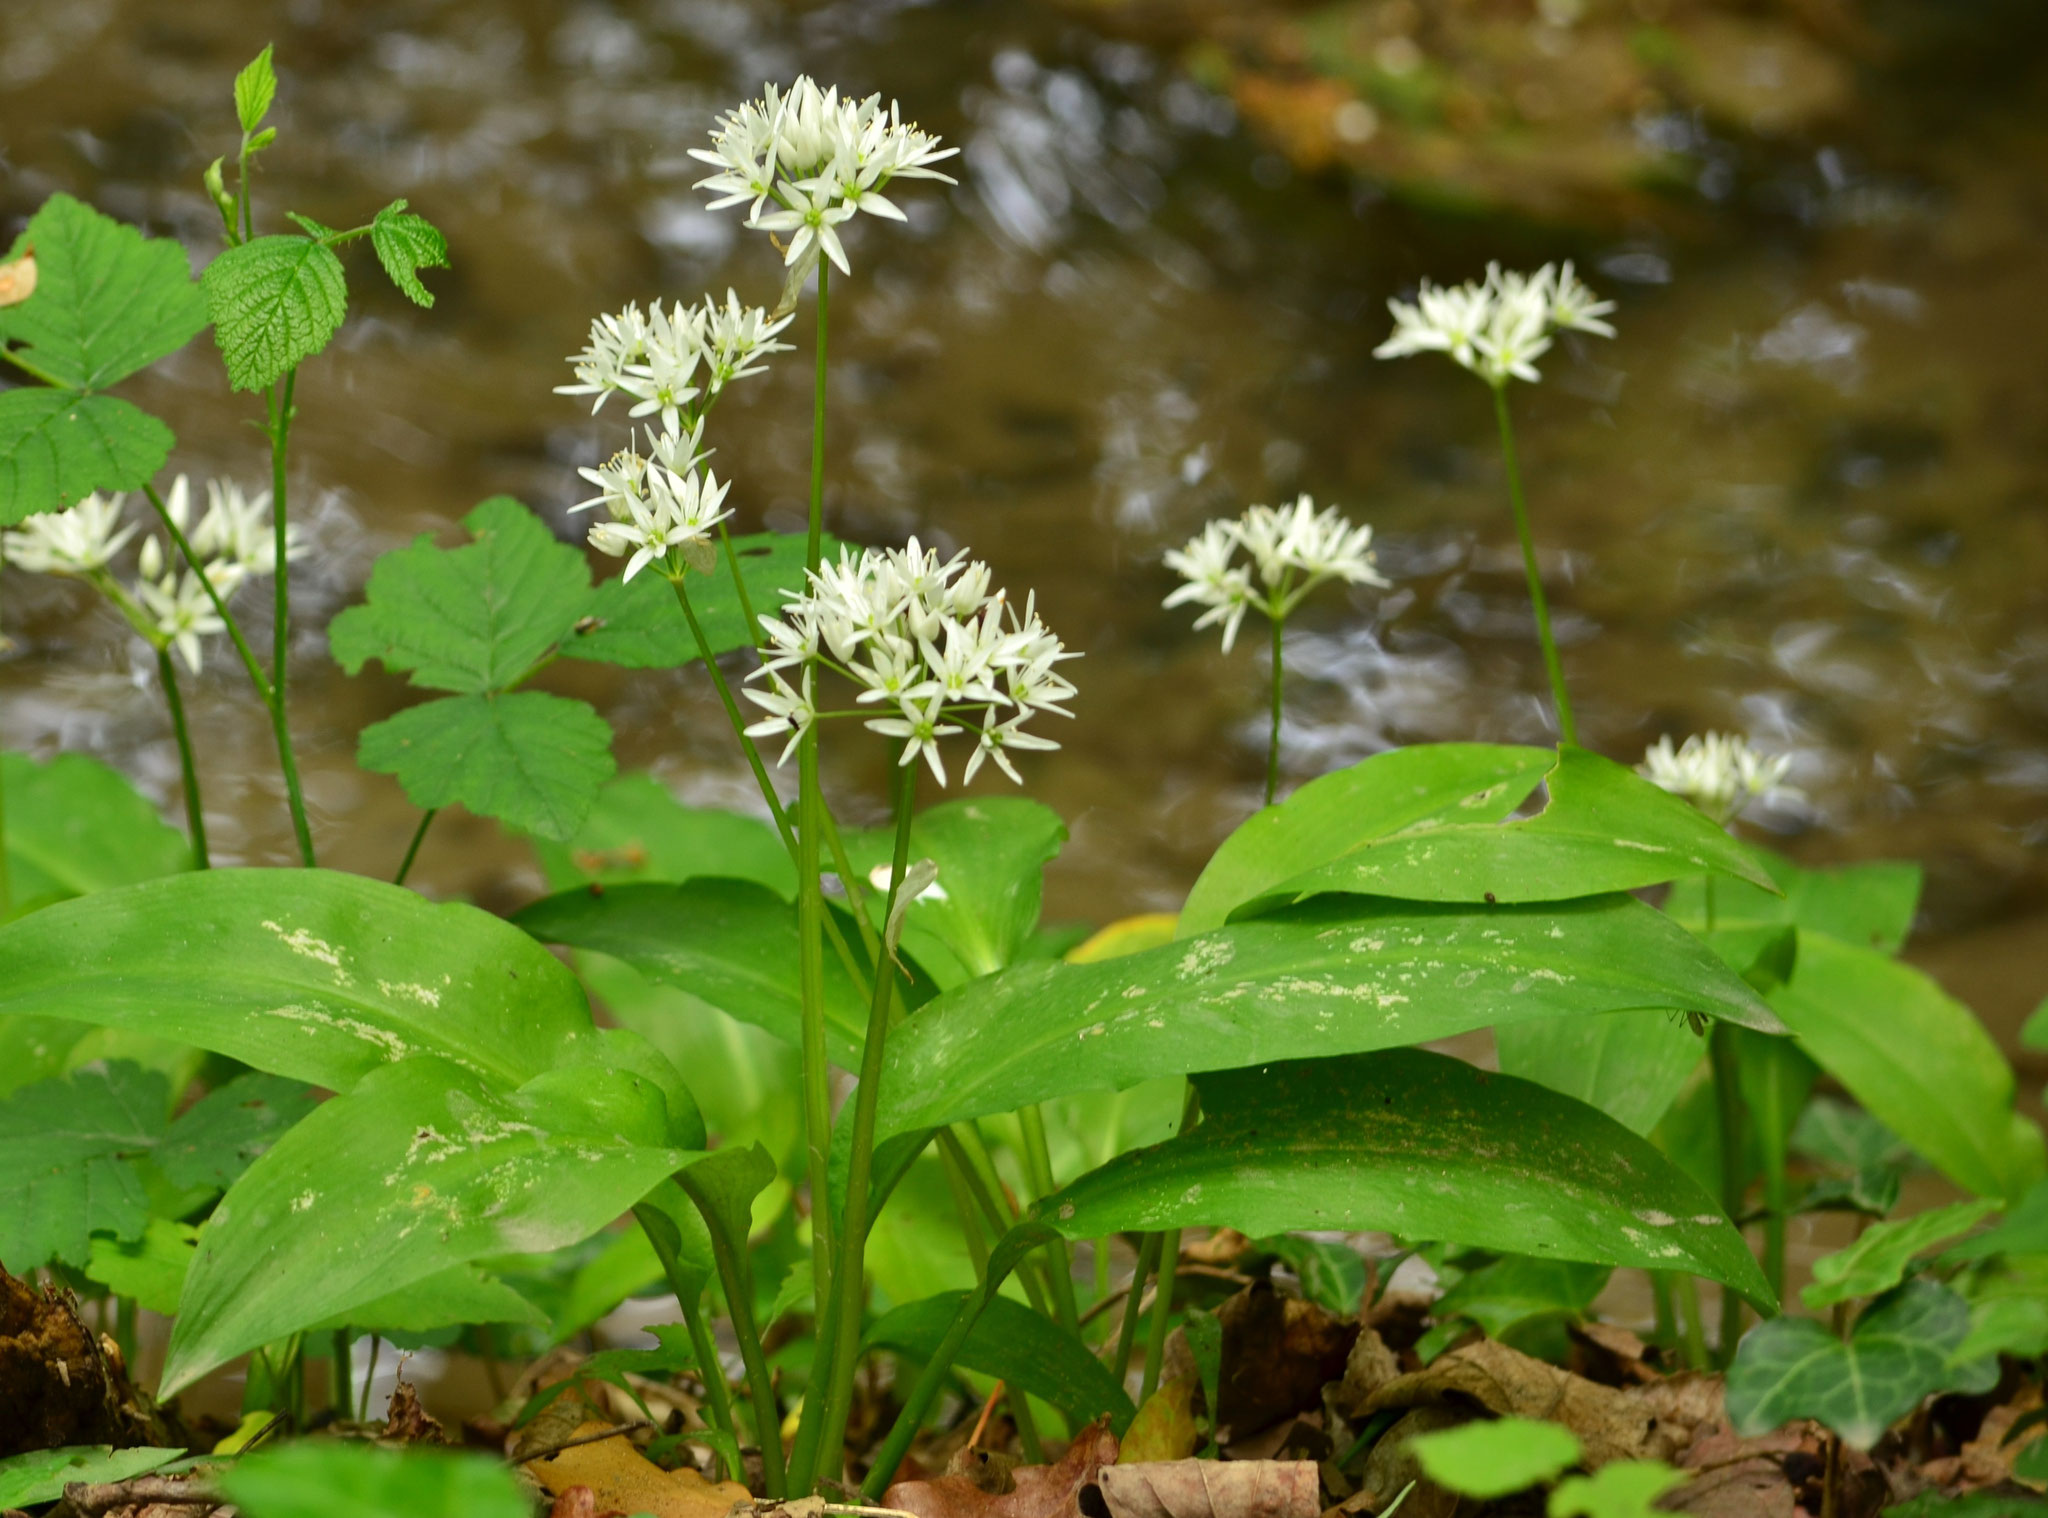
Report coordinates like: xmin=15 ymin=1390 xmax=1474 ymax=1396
xmin=1113 ymin=1233 xmax=1163 ymax=1382
xmin=0 ymin=541 xmax=12 ymax=920
xmin=1018 ymin=1105 xmax=1080 ymax=1333
xmin=1139 ymin=1229 xmax=1182 ymax=1404
xmin=671 ymin=576 xmax=796 ymax=854
xmin=156 ymin=649 xmax=210 ymax=868
xmin=266 ymin=369 xmax=315 ymax=864
xmin=807 ymin=266 xmax=829 ymax=575
xmin=634 ymin=1204 xmax=740 ymax=1481
xmin=1490 ymin=383 xmax=1576 ymax=747
xmin=1265 ymin=613 xmax=1285 ymax=805
xmin=394 ymin=809 xmax=435 ymax=886
xmin=1709 ymin=1019 xmax=1748 ymax=1362
xmin=678 ymin=1173 xmax=788 ymax=1497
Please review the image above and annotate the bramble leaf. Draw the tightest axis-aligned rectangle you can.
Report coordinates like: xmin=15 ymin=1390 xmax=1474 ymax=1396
xmin=370 ymin=200 xmax=449 ymax=308
xmin=565 ymin=530 xmax=835 ymax=669
xmin=528 ymin=772 xmax=793 ymax=897
xmin=0 ymin=387 xmax=174 ymax=523
xmin=234 ymin=45 xmax=277 ymax=134
xmin=0 ymin=1060 xmax=167 ymax=1267
xmin=156 ymin=1070 xmax=318 ymax=1192
xmin=202 ymin=233 xmax=346 ymax=391
xmin=2 ymin=749 xmax=190 ymax=908
xmin=0 ymin=194 xmax=208 ymax=391
xmin=356 ymin=691 xmax=615 ymax=843
xmin=86 ymin=1218 xmax=199 ymax=1315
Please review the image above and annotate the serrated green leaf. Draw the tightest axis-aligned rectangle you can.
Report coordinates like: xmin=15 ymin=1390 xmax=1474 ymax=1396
xmin=0 ymin=1447 xmax=185 ymax=1510
xmin=357 ymin=691 xmax=614 ymax=842
xmin=867 ymin=1291 xmax=1136 ymax=1431
xmin=0 ymin=194 xmax=208 ymax=391
xmin=329 ymin=498 xmax=595 ymax=694
xmin=1411 ymin=1417 xmax=1581 ymax=1499
xmin=528 ymin=772 xmax=793 ymax=897
xmin=163 ymin=1053 xmax=693 ymax=1395
xmin=370 ymin=199 xmax=448 ymax=308
xmin=86 ymin=1217 xmax=199 ymax=1314
xmin=224 ymin=1442 xmax=528 ymax=1518
xmin=233 ymin=45 xmax=276 ymax=134
xmin=1804 ymin=1200 xmax=1999 ymax=1310
xmin=1546 ymin=1461 xmax=1687 ymax=1518
xmin=2 ymin=749 xmax=190 ymax=906
xmin=285 ymin=212 xmax=339 ymax=240
xmin=874 ymin=893 xmax=1782 ymax=1142
xmin=564 ymin=531 xmax=834 ymax=669
xmin=0 ymin=387 xmax=174 ymax=523
xmin=1727 ymin=1280 xmax=1993 ymax=1448
xmin=1036 ymin=1050 xmax=1775 ymax=1306
xmin=202 ymin=234 xmax=346 ymax=391
xmin=0 ymin=1060 xmax=167 ymax=1267
xmin=156 ymin=1071 xmax=318 ymax=1192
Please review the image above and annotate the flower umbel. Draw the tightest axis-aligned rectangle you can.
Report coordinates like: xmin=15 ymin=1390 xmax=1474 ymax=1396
xmin=1375 ymin=261 xmax=1615 ymax=386
xmin=1163 ymin=494 xmax=1389 ymax=653
xmin=1639 ymin=732 xmax=1800 ymax=827
xmin=743 ymin=539 xmax=1077 ymax=786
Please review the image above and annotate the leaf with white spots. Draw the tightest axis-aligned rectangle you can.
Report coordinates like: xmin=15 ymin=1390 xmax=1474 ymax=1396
xmin=874 ymin=893 xmax=1782 ymax=1142
xmin=1031 ymin=1049 xmax=1773 ymax=1307
xmin=161 ymin=1053 xmax=696 ymax=1395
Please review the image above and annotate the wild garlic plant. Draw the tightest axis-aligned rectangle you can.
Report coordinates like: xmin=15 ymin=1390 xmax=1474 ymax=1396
xmin=1164 ymin=495 xmax=1387 ymax=803
xmin=1375 ymin=262 xmax=1615 ymax=744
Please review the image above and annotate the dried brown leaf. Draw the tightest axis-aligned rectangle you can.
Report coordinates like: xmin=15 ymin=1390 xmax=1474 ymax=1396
xmin=1097 ymin=1459 xmax=1319 ymax=1518
xmin=527 ymin=1422 xmax=749 ymax=1518
xmin=885 ymin=1422 xmax=1121 ymax=1518
xmin=1214 ymin=1285 xmax=1357 ymax=1440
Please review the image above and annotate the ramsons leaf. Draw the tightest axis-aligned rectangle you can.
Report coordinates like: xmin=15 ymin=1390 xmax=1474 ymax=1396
xmin=223 ymin=1442 xmax=528 ymax=1518
xmin=370 ymin=199 xmax=447 ymax=308
xmin=866 ymin=1291 xmax=1136 ymax=1432
xmin=202 ymin=233 xmax=346 ymax=391
xmin=0 ymin=1060 xmax=166 ymax=1267
xmin=0 ymin=193 xmax=208 ymax=391
xmin=1667 ymin=849 xmax=1922 ymax=957
xmin=1 ymin=749 xmax=190 ymax=907
xmin=0 ymin=387 xmax=174 ymax=523
xmin=1495 ymin=1011 xmax=1704 ymax=1136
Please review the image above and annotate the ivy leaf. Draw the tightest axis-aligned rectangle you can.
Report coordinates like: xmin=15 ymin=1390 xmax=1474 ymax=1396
xmin=329 ymin=498 xmax=594 ymax=694
xmin=0 ymin=194 xmax=209 ymax=392
xmin=0 ymin=1060 xmax=168 ymax=1268
xmin=156 ymin=1071 xmax=319 ymax=1192
xmin=370 ymin=200 xmax=449 ymax=309
xmin=234 ymin=45 xmax=277 ymax=134
xmin=0 ymin=388 xmax=174 ymax=524
xmin=565 ymin=531 xmax=835 ymax=669
xmin=356 ymin=691 xmax=615 ymax=842
xmin=1727 ymin=1279 xmax=1995 ymax=1449
xmin=202 ymin=234 xmax=346 ymax=391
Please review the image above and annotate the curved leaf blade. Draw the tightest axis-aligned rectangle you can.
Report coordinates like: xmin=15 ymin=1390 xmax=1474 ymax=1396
xmin=0 ymin=388 xmax=174 ymax=523
xmin=876 ymin=894 xmax=1781 ymax=1140
xmin=866 ymin=1291 xmax=1136 ymax=1431
xmin=202 ymin=234 xmax=346 ymax=391
xmin=1035 ymin=1050 xmax=1774 ymax=1307
xmin=1495 ymin=1012 xmax=1704 ymax=1135
xmin=222 ymin=1441 xmax=529 ymax=1518
xmin=2 ymin=750 xmax=190 ymax=906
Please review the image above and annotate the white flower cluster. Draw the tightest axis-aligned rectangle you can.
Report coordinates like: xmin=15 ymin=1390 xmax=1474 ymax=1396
xmin=1163 ymin=495 xmax=1389 ymax=653
xmin=691 ymin=76 xmax=958 ymax=279
xmin=1374 ymin=262 xmax=1616 ymax=385
xmin=1639 ymin=732 xmax=1799 ymax=826
xmin=555 ymin=290 xmax=794 ymax=432
xmin=2 ymin=476 xmax=303 ymax=672
xmin=744 ymin=539 xmax=1077 ymax=787
xmin=572 ymin=426 xmax=734 ymax=585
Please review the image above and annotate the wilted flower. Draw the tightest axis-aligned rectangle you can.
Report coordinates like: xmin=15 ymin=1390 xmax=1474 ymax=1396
xmin=691 ymin=76 xmax=957 ymax=280
xmin=1375 ymin=261 xmax=1615 ymax=386
xmin=1164 ymin=495 xmax=1389 ymax=653
xmin=1639 ymin=732 xmax=1800 ymax=826
xmin=744 ymin=538 xmax=1076 ymax=786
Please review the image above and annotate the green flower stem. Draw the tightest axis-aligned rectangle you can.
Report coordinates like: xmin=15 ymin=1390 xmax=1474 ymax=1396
xmin=1675 ymin=1273 xmax=1710 ymax=1371
xmin=813 ymin=755 xmax=920 ymax=1483
xmin=795 ymin=732 xmax=835 ymax=1318
xmin=1139 ymin=1228 xmax=1183 ymax=1405
xmin=947 ymin=1121 xmax=1058 ymax=1317
xmin=633 ymin=1203 xmax=740 ymax=1482
xmin=670 ymin=575 xmax=796 ymax=856
xmin=1490 ymin=383 xmax=1577 ymax=747
xmin=393 ymin=809 xmax=435 ymax=887
xmin=1266 ymin=612 xmax=1285 ymax=805
xmin=677 ymin=1172 xmax=787 ymax=1498
xmin=1112 ymin=1232 xmax=1164 ymax=1381
xmin=1708 ymin=1019 xmax=1748 ymax=1362
xmin=358 ymin=1335 xmax=381 ymax=1421
xmin=328 ymin=1329 xmax=352 ymax=1417
xmin=156 ymin=649 xmax=210 ymax=868
xmin=265 ymin=368 xmax=316 ymax=865
xmin=141 ymin=482 xmax=273 ymax=704
xmin=716 ymin=519 xmax=764 ymax=649
xmin=941 ymin=1140 xmax=993 ymax=1275
xmin=1017 ymin=1104 xmax=1080 ymax=1333
xmin=1 ymin=541 xmax=12 ymax=921
xmin=807 ymin=265 xmax=829 ymax=575
xmin=816 ymin=805 xmax=884 ymax=965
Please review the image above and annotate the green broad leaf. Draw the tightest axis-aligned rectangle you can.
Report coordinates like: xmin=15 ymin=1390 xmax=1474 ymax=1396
xmin=1766 ymin=932 xmax=2045 ymax=1202
xmin=0 ymin=1060 xmax=167 ymax=1267
xmin=1943 ymin=1179 xmax=2048 ymax=1264
xmin=1431 ymin=1255 xmax=1611 ymax=1341
xmin=2 ymin=749 xmax=190 ymax=906
xmin=1547 ymin=1461 xmax=1687 ymax=1518
xmin=329 ymin=497 xmax=596 ymax=694
xmin=874 ymin=893 xmax=1781 ymax=1142
xmin=234 ymin=45 xmax=277 ymax=132
xmin=565 ymin=530 xmax=835 ymax=669
xmin=1495 ymin=1012 xmax=1703 ymax=1136
xmin=0 ymin=1446 xmax=185 ymax=1510
xmin=515 ymin=878 xmax=870 ymax=1065
xmin=1951 ymin=1295 xmax=2048 ymax=1365
xmin=0 ymin=387 xmax=175 ymax=523
xmin=865 ymin=1290 xmax=1136 ymax=1432
xmin=2022 ymin=996 xmax=2047 ymax=1053
xmin=156 ymin=1071 xmax=318 ymax=1192
xmin=1257 ymin=1234 xmax=1368 ymax=1315
xmin=162 ymin=1053 xmax=693 ymax=1395
xmin=843 ymin=798 xmax=1067 ymax=984
xmin=1804 ymin=1200 xmax=2000 ymax=1310
xmin=1410 ymin=1416 xmax=1580 ymax=1499
xmin=310 ymin=1263 xmax=546 ymax=1336
xmin=1667 ymin=851 xmax=1922 ymax=956
xmin=202 ymin=234 xmax=347 ymax=391
xmin=1035 ymin=1050 xmax=1775 ymax=1308
xmin=0 ymin=195 xmax=208 ymax=392
xmin=530 ymin=772 xmax=793 ymax=899
xmin=357 ymin=691 xmax=615 ymax=842
xmin=1180 ymin=743 xmax=1554 ymax=935
xmin=551 ymin=1227 xmax=666 ymax=1342
xmin=1237 ymin=745 xmax=1776 ymax=919
xmin=86 ymin=1217 xmax=199 ymax=1315
xmin=370 ymin=200 xmax=448 ymax=308
xmin=0 ymin=867 xmax=612 ymax=1095
xmin=223 ymin=1441 xmax=529 ymax=1518
xmin=1727 ymin=1279 xmax=1993 ymax=1449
